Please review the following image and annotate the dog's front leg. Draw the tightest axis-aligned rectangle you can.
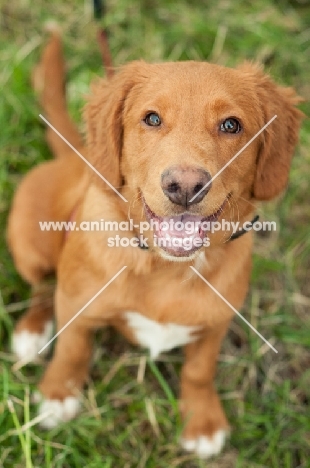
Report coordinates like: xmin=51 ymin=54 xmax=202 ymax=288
xmin=179 ymin=322 xmax=231 ymax=459
xmin=37 ymin=286 xmax=95 ymax=429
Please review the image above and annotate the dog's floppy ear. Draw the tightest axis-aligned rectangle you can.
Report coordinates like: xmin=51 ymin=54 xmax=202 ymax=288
xmin=239 ymin=63 xmax=304 ymax=201
xmin=84 ymin=63 xmax=139 ymax=188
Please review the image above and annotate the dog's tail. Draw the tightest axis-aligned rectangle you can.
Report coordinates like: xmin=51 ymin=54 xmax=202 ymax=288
xmin=32 ymin=24 xmax=83 ymax=157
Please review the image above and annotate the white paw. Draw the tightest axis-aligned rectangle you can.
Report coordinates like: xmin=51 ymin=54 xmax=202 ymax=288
xmin=12 ymin=321 xmax=53 ymax=362
xmin=38 ymin=396 xmax=80 ymax=429
xmin=180 ymin=429 xmax=227 ymax=459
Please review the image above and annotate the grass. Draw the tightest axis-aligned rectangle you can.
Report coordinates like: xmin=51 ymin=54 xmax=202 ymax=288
xmin=0 ymin=0 xmax=310 ymax=466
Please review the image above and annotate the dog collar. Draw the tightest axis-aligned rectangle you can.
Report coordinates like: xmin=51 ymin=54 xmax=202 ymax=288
xmin=228 ymin=215 xmax=259 ymax=241
xmin=137 ymin=215 xmax=259 ymax=249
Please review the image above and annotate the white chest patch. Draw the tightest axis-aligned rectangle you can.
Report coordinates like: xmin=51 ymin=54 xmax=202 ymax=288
xmin=125 ymin=311 xmax=201 ymax=359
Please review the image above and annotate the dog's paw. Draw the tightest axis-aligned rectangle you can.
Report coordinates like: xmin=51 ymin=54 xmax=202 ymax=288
xmin=180 ymin=429 xmax=227 ymax=459
xmin=12 ymin=321 xmax=53 ymax=362
xmin=38 ymin=396 xmax=80 ymax=429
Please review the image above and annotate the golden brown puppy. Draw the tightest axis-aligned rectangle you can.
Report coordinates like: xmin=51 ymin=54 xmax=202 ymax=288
xmin=7 ymin=32 xmax=303 ymax=458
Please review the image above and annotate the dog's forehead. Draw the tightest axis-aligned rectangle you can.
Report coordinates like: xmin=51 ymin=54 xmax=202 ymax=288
xmin=141 ymin=62 xmax=242 ymax=87
xmin=126 ymin=61 xmax=256 ymax=111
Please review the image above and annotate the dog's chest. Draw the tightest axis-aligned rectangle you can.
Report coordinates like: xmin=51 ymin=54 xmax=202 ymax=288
xmin=125 ymin=311 xmax=201 ymax=359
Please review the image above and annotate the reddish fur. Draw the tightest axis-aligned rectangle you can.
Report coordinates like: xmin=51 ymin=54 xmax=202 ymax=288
xmin=7 ymin=32 xmax=303 ymax=445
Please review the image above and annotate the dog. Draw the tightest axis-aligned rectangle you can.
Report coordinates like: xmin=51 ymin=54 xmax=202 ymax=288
xmin=7 ymin=31 xmax=303 ymax=459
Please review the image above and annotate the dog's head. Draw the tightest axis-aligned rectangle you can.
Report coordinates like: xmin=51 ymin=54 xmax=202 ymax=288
xmin=85 ymin=61 xmax=303 ymax=260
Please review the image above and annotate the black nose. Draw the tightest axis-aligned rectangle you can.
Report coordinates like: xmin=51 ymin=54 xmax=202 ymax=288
xmin=161 ymin=166 xmax=212 ymax=207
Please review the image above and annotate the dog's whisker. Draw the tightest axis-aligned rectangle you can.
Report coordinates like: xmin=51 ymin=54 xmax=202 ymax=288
xmin=238 ymin=195 xmax=258 ymax=210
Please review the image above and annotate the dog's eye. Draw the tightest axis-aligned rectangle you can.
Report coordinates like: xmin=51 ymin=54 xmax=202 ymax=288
xmin=220 ymin=118 xmax=241 ymax=134
xmin=144 ymin=112 xmax=161 ymax=127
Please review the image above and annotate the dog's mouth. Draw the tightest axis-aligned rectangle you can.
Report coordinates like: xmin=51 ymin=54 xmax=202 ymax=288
xmin=143 ymin=198 xmax=226 ymax=258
